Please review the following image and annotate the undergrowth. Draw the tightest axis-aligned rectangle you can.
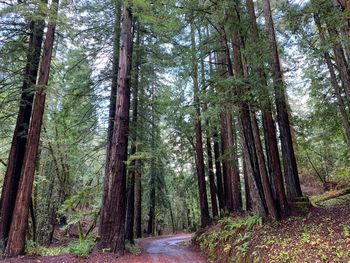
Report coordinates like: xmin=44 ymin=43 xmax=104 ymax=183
xmin=195 ymin=214 xmax=262 ymax=263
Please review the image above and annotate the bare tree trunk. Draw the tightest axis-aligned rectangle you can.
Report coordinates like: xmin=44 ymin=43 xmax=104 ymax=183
xmin=213 ymin=130 xmax=225 ymax=212
xmin=101 ymin=0 xmax=122 ymax=236
xmin=229 ymin=5 xmax=268 ymax=218
xmin=191 ymin=23 xmax=211 ymax=228
xmin=4 ymin=0 xmax=58 ymax=257
xmin=0 ymin=0 xmax=46 ymax=249
xmin=245 ymin=0 xmax=288 ymax=214
xmin=251 ymin=112 xmax=279 ymax=219
xmin=98 ymin=3 xmax=133 ymax=255
xmin=134 ymin=164 xmax=142 ymax=238
xmin=262 ymin=0 xmax=302 ymax=199
xmin=125 ymin=23 xmax=140 ymax=243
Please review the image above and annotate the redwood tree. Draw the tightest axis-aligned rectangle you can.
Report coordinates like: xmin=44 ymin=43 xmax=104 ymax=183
xmin=0 ymin=0 xmax=46 ymax=249
xmin=4 ymin=0 xmax=59 ymax=257
xmin=98 ymin=2 xmax=133 ymax=254
xmin=263 ymin=0 xmax=302 ymax=199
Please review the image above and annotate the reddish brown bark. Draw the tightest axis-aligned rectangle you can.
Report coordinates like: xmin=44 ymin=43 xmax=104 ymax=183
xmin=191 ymin=23 xmax=211 ymax=228
xmin=0 ymin=1 xmax=46 ymax=249
xmin=217 ymin=26 xmax=241 ymax=212
xmin=103 ymin=0 xmax=122 ymax=209
xmin=262 ymin=0 xmax=302 ymax=199
xmin=125 ymin=23 xmax=140 ymax=243
xmin=251 ymin=112 xmax=279 ymax=219
xmin=98 ymin=3 xmax=133 ymax=254
xmin=229 ymin=6 xmax=268 ymax=218
xmin=245 ymin=0 xmax=288 ymax=213
xmin=4 ymin=0 xmax=59 ymax=257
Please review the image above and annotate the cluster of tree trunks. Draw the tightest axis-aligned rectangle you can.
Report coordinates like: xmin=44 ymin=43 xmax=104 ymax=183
xmin=0 ymin=0 xmax=59 ymax=257
xmin=188 ymin=0 xmax=304 ymax=226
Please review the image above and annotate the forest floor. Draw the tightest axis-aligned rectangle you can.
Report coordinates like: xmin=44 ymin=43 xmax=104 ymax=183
xmin=195 ymin=188 xmax=350 ymax=262
xmin=0 ymin=233 xmax=207 ymax=263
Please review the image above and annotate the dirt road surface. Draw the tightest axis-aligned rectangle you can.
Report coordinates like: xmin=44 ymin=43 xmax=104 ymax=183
xmin=1 ymin=233 xmax=207 ymax=263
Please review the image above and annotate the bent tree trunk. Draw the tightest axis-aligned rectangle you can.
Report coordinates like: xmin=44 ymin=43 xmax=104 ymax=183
xmin=4 ymin=0 xmax=59 ymax=257
xmin=0 ymin=1 xmax=46 ymax=249
xmin=98 ymin=3 xmax=133 ymax=255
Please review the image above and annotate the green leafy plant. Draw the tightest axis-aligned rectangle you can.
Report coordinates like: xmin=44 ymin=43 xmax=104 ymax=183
xmin=68 ymin=236 xmax=95 ymax=257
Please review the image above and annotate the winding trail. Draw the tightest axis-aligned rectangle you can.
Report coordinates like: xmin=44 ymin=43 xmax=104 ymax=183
xmin=136 ymin=233 xmax=207 ymax=263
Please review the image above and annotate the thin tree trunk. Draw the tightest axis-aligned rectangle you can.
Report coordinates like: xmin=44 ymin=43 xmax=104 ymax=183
xmin=0 ymin=1 xmax=46 ymax=249
xmin=314 ymin=13 xmax=350 ymax=148
xmin=98 ymin=3 xmax=133 ymax=255
xmin=262 ymin=0 xmax=302 ymax=199
xmin=134 ymin=165 xmax=142 ymax=238
xmin=198 ymin=28 xmax=219 ymax=218
xmin=4 ymin=0 xmax=59 ymax=257
xmin=191 ymin=23 xmax=211 ymax=228
xmin=125 ymin=23 xmax=140 ymax=243
xmin=213 ymin=130 xmax=225 ymax=212
xmin=242 ymin=157 xmax=251 ymax=211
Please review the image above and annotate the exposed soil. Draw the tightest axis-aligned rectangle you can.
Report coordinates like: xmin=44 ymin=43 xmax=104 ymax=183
xmin=0 ymin=233 xmax=207 ymax=263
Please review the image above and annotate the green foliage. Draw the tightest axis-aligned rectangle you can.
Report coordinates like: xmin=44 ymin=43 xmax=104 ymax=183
xmin=26 ymin=240 xmax=69 ymax=257
xmin=68 ymin=236 xmax=95 ymax=258
xmin=125 ymin=242 xmax=142 ymax=256
xmin=196 ymin=214 xmax=262 ymax=262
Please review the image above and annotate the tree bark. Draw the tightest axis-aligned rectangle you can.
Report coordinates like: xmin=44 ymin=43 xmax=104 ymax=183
xmin=191 ymin=23 xmax=211 ymax=228
xmin=251 ymin=112 xmax=279 ymax=219
xmin=125 ymin=22 xmax=141 ymax=243
xmin=4 ymin=0 xmax=58 ymax=257
xmin=245 ymin=0 xmax=288 ymax=213
xmin=101 ymin=0 xmax=122 ymax=236
xmin=98 ymin=3 xmax=133 ymax=255
xmin=213 ymin=130 xmax=225 ymax=212
xmin=198 ymin=28 xmax=219 ymax=218
xmin=262 ymin=0 xmax=302 ymax=199
xmin=0 ymin=0 xmax=46 ymax=249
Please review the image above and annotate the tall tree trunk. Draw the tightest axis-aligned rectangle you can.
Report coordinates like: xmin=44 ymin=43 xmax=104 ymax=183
xmin=245 ymin=0 xmax=288 ymax=214
xmin=98 ymin=3 xmax=133 ymax=255
xmin=4 ymin=0 xmax=59 ymax=257
xmin=198 ymin=28 xmax=219 ymax=218
xmin=262 ymin=0 xmax=302 ymax=199
xmin=0 ymin=1 xmax=46 ymax=249
xmin=217 ymin=26 xmax=241 ymax=212
xmin=191 ymin=23 xmax=211 ymax=228
xmin=147 ymin=85 xmax=157 ymax=236
xmin=125 ymin=23 xmax=141 ymax=243
xmin=101 ymin=0 xmax=122 ymax=236
xmin=229 ymin=5 xmax=267 ymax=217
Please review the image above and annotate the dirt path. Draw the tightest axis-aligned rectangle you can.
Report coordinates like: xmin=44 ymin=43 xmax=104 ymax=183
xmin=1 ymin=233 xmax=207 ymax=263
xmin=135 ymin=233 xmax=207 ymax=263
